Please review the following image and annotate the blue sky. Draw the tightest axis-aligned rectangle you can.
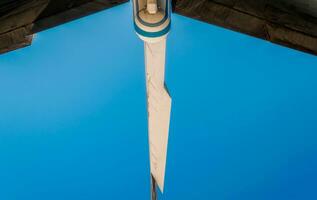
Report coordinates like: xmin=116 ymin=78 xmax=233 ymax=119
xmin=1 ymin=3 xmax=317 ymax=200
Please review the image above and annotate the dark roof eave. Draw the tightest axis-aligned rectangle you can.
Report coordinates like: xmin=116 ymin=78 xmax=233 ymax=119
xmin=0 ymin=0 xmax=128 ymax=55
xmin=173 ymin=0 xmax=317 ymax=56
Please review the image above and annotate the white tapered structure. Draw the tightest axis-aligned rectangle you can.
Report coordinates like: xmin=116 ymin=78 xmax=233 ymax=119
xmin=132 ymin=0 xmax=171 ymax=194
xmin=145 ymin=39 xmax=171 ymax=192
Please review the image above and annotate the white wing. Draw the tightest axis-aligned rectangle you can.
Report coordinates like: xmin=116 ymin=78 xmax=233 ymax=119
xmin=144 ymin=38 xmax=171 ymax=192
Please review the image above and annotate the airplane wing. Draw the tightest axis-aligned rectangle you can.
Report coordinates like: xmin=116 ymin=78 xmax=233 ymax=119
xmin=0 ymin=0 xmax=127 ymax=54
xmin=173 ymin=0 xmax=317 ymax=56
xmin=145 ymin=38 xmax=171 ymax=193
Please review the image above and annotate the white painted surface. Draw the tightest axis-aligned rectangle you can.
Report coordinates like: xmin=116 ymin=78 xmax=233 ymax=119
xmin=147 ymin=0 xmax=158 ymax=14
xmin=144 ymin=38 xmax=171 ymax=192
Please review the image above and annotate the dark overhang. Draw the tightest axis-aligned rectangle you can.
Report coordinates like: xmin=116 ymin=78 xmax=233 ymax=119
xmin=2 ymin=0 xmax=317 ymax=56
xmin=0 ymin=0 xmax=128 ymax=54
xmin=173 ymin=0 xmax=317 ymax=56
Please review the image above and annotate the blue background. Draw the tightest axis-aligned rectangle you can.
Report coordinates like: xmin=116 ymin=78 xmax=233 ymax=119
xmin=1 ymin=3 xmax=317 ymax=200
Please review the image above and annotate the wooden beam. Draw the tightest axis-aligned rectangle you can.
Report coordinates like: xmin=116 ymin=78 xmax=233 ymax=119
xmin=173 ymin=0 xmax=317 ymax=56
xmin=0 ymin=0 xmax=127 ymax=54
